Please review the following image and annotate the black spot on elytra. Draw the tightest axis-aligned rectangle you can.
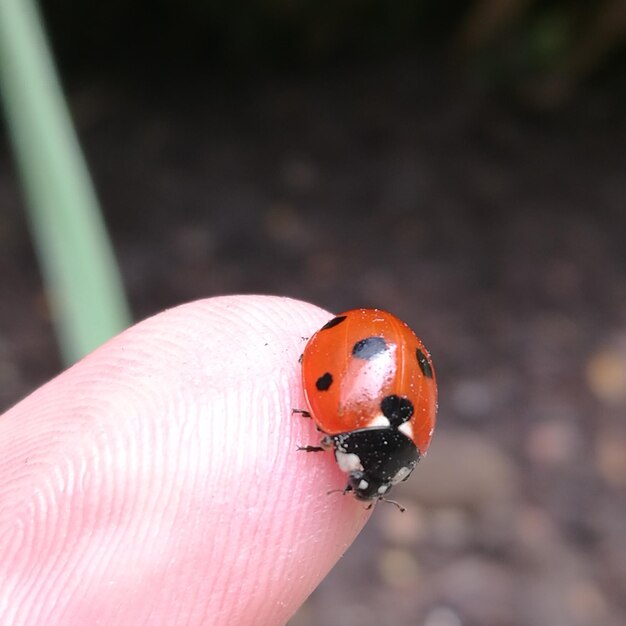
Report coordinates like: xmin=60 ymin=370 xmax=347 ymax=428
xmin=381 ymin=395 xmax=414 ymax=427
xmin=316 ymin=372 xmax=333 ymax=391
xmin=416 ymin=349 xmax=433 ymax=378
xmin=320 ymin=316 xmax=347 ymax=331
xmin=352 ymin=336 xmax=387 ymax=360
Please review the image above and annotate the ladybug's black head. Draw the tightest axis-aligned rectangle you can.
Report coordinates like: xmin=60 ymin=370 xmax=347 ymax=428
xmin=346 ymin=470 xmax=391 ymax=501
xmin=331 ymin=427 xmax=420 ymax=503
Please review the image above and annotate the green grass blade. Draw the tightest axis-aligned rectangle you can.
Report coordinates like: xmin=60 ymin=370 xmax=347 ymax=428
xmin=0 ymin=0 xmax=132 ymax=365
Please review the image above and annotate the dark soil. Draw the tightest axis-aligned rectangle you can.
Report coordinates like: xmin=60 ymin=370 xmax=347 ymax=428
xmin=1 ymin=59 xmax=625 ymax=626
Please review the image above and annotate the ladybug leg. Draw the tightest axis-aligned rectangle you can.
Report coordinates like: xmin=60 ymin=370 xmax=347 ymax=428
xmin=327 ymin=485 xmax=353 ymax=496
xmin=297 ymin=435 xmax=333 ymax=453
xmin=292 ymin=408 xmax=324 ymax=433
xmin=297 ymin=444 xmax=325 ymax=452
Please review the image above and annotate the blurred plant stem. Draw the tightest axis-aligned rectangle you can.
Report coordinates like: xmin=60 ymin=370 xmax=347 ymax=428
xmin=0 ymin=0 xmax=132 ymax=365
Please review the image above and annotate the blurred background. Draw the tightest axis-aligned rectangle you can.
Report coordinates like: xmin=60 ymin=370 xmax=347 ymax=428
xmin=1 ymin=1 xmax=626 ymax=625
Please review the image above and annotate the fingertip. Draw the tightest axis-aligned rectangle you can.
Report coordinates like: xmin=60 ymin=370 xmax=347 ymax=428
xmin=0 ymin=295 xmax=371 ymax=626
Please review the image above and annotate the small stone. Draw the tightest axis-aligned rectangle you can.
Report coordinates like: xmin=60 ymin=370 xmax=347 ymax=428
xmin=514 ymin=505 xmax=562 ymax=563
xmin=378 ymin=504 xmax=427 ymax=546
xmin=451 ymin=379 xmax=494 ymax=418
xmin=526 ymin=419 xmax=581 ymax=466
xmin=428 ymin=507 xmax=472 ymax=550
xmin=437 ymin=557 xmax=513 ymax=624
xmin=595 ymin=432 xmax=626 ymax=487
xmin=423 ymin=606 xmax=463 ymax=626
xmin=566 ymin=580 xmax=609 ymax=623
xmin=587 ymin=343 xmax=626 ymax=405
xmin=378 ymin=548 xmax=421 ymax=589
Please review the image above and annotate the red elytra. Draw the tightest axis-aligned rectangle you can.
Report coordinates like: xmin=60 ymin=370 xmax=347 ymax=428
xmin=299 ymin=309 xmax=437 ymax=504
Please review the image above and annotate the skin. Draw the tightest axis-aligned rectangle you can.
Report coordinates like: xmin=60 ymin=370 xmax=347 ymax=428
xmin=0 ymin=295 xmax=371 ymax=625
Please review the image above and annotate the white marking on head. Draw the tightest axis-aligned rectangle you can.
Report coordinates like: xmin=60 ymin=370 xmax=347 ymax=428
xmin=391 ymin=465 xmax=414 ymax=484
xmin=377 ymin=484 xmax=390 ymax=495
xmin=358 ymin=479 xmax=369 ymax=491
xmin=398 ymin=421 xmax=413 ymax=440
xmin=368 ymin=413 xmax=391 ymax=428
xmin=320 ymin=436 xmax=334 ymax=450
xmin=334 ymin=451 xmax=363 ymax=474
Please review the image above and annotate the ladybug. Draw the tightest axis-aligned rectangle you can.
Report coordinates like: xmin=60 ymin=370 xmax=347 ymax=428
xmin=296 ymin=309 xmax=437 ymax=508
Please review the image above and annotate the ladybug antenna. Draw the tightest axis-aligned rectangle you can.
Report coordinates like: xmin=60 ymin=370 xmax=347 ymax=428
xmin=379 ymin=496 xmax=406 ymax=513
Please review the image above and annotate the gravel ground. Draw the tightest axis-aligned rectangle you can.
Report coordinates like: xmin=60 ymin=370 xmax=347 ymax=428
xmin=1 ymin=60 xmax=625 ymax=626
